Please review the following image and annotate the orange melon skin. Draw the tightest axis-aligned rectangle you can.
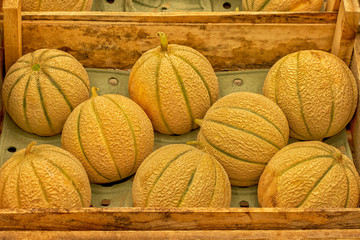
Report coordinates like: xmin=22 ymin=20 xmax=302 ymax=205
xmin=0 ymin=142 xmax=91 ymax=209
xmin=128 ymin=33 xmax=219 ymax=135
xmin=2 ymin=49 xmax=90 ymax=136
xmin=61 ymin=91 xmax=154 ymax=184
xmin=132 ymin=144 xmax=231 ymax=208
xmin=21 ymin=0 xmax=93 ymax=11
xmin=242 ymin=0 xmax=323 ymax=11
xmin=197 ymin=92 xmax=289 ymax=187
xmin=258 ymin=141 xmax=360 ymax=208
xmin=262 ymin=50 xmax=358 ymax=141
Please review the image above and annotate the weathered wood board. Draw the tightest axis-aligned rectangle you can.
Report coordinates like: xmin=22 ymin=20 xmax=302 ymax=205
xmin=1 ymin=0 xmax=360 ymax=238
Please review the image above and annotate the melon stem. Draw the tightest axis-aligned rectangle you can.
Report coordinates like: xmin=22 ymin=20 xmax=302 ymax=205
xmin=91 ymin=86 xmax=100 ymax=98
xmin=334 ymin=151 xmax=343 ymax=163
xmin=157 ymin=32 xmax=168 ymax=51
xmin=195 ymin=119 xmax=203 ymax=127
xmin=186 ymin=141 xmax=205 ymax=150
xmin=25 ymin=141 xmax=37 ymax=155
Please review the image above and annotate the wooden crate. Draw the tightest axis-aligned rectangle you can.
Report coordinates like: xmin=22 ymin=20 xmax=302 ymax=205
xmin=2 ymin=0 xmax=360 ymax=238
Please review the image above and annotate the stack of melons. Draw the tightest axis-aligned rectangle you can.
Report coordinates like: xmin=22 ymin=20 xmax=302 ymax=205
xmin=0 ymin=48 xmax=156 ymax=207
xmin=258 ymin=50 xmax=360 ymax=208
xmin=1 ymin=31 xmax=359 ymax=210
xmin=130 ymin=38 xmax=360 ymax=208
xmin=128 ymin=32 xmax=231 ymax=207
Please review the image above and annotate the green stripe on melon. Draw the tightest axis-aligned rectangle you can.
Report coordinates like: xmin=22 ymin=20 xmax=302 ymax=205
xmin=0 ymin=142 xmax=91 ymax=209
xmin=197 ymin=92 xmax=289 ymax=187
xmin=3 ymin=48 xmax=90 ymax=136
xmin=128 ymin=32 xmax=219 ymax=135
xmin=262 ymin=50 xmax=358 ymax=141
xmin=132 ymin=144 xmax=231 ymax=208
xmin=61 ymin=87 xmax=154 ymax=184
xmin=258 ymin=141 xmax=360 ymax=208
xmin=21 ymin=0 xmax=93 ymax=11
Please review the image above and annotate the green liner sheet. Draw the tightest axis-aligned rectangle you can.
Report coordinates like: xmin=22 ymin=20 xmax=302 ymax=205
xmin=0 ymin=68 xmax=352 ymax=208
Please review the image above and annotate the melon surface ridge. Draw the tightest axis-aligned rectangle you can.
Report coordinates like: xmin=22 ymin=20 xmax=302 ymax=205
xmin=128 ymin=32 xmax=219 ymax=135
xmin=258 ymin=141 xmax=360 ymax=208
xmin=0 ymin=142 xmax=92 ymax=209
xmin=262 ymin=50 xmax=358 ymax=141
xmin=61 ymin=87 xmax=154 ymax=184
xmin=242 ymin=0 xmax=323 ymax=11
xmin=196 ymin=91 xmax=289 ymax=187
xmin=132 ymin=144 xmax=231 ymax=208
xmin=2 ymin=48 xmax=90 ymax=136
xmin=21 ymin=0 xmax=93 ymax=11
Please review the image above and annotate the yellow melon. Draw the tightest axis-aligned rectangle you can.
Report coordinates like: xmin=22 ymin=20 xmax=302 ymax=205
xmin=21 ymin=0 xmax=93 ymax=11
xmin=242 ymin=0 xmax=323 ymax=11
xmin=258 ymin=141 xmax=360 ymax=208
xmin=262 ymin=50 xmax=357 ymax=141
xmin=61 ymin=87 xmax=154 ymax=184
xmin=196 ymin=92 xmax=289 ymax=187
xmin=0 ymin=142 xmax=91 ymax=209
xmin=132 ymin=144 xmax=231 ymax=207
xmin=2 ymin=49 xmax=90 ymax=136
xmin=128 ymin=32 xmax=219 ymax=135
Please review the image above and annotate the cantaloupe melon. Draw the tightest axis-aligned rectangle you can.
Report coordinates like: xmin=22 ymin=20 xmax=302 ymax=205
xmin=21 ymin=0 xmax=93 ymax=11
xmin=242 ymin=0 xmax=323 ymax=11
xmin=0 ymin=142 xmax=91 ymax=209
xmin=2 ymin=49 xmax=90 ymax=136
xmin=128 ymin=32 xmax=219 ymax=135
xmin=262 ymin=50 xmax=357 ymax=141
xmin=258 ymin=141 xmax=360 ymax=208
xmin=196 ymin=92 xmax=289 ymax=187
xmin=61 ymin=87 xmax=154 ymax=184
xmin=132 ymin=144 xmax=231 ymax=207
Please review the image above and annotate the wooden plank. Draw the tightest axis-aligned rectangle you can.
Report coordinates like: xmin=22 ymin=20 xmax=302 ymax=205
xmin=2 ymin=208 xmax=360 ymax=231
xmin=3 ymin=0 xmax=22 ymax=72
xmin=2 ymin=229 xmax=360 ymax=239
xmin=331 ymin=0 xmax=360 ymax=64
xmin=326 ymin=0 xmax=341 ymax=11
xmin=350 ymin=34 xmax=360 ymax=171
xmin=21 ymin=20 xmax=335 ymax=71
xmin=20 ymin=11 xmax=338 ymax=24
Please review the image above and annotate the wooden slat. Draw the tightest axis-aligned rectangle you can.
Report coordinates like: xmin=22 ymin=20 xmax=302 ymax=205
xmin=350 ymin=34 xmax=360 ymax=171
xmin=20 ymin=11 xmax=338 ymax=24
xmin=3 ymin=0 xmax=21 ymax=72
xmin=2 ymin=229 xmax=360 ymax=239
xmin=2 ymin=208 xmax=360 ymax=231
xmin=326 ymin=0 xmax=341 ymax=11
xmin=20 ymin=20 xmax=335 ymax=71
xmin=331 ymin=0 xmax=360 ymax=64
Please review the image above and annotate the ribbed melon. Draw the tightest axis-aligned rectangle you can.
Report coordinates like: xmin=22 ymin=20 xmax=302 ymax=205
xmin=0 ymin=142 xmax=91 ymax=209
xmin=128 ymin=32 xmax=219 ymax=135
xmin=196 ymin=92 xmax=289 ymax=187
xmin=262 ymin=50 xmax=357 ymax=141
xmin=242 ymin=0 xmax=323 ymax=11
xmin=61 ymin=87 xmax=154 ymax=184
xmin=2 ymin=49 xmax=90 ymax=136
xmin=258 ymin=141 xmax=360 ymax=208
xmin=21 ymin=0 xmax=93 ymax=11
xmin=132 ymin=144 xmax=231 ymax=207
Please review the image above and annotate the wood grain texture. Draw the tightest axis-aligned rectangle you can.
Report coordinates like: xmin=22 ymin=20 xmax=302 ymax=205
xmin=1 ymin=208 xmax=360 ymax=231
xmin=331 ymin=0 xmax=360 ymax=65
xmin=20 ymin=20 xmax=335 ymax=71
xmin=20 ymin=11 xmax=338 ymax=23
xmin=2 ymin=229 xmax=360 ymax=239
xmin=326 ymin=0 xmax=341 ymax=11
xmin=3 ymin=0 xmax=21 ymax=72
xmin=350 ymin=34 xmax=360 ymax=172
